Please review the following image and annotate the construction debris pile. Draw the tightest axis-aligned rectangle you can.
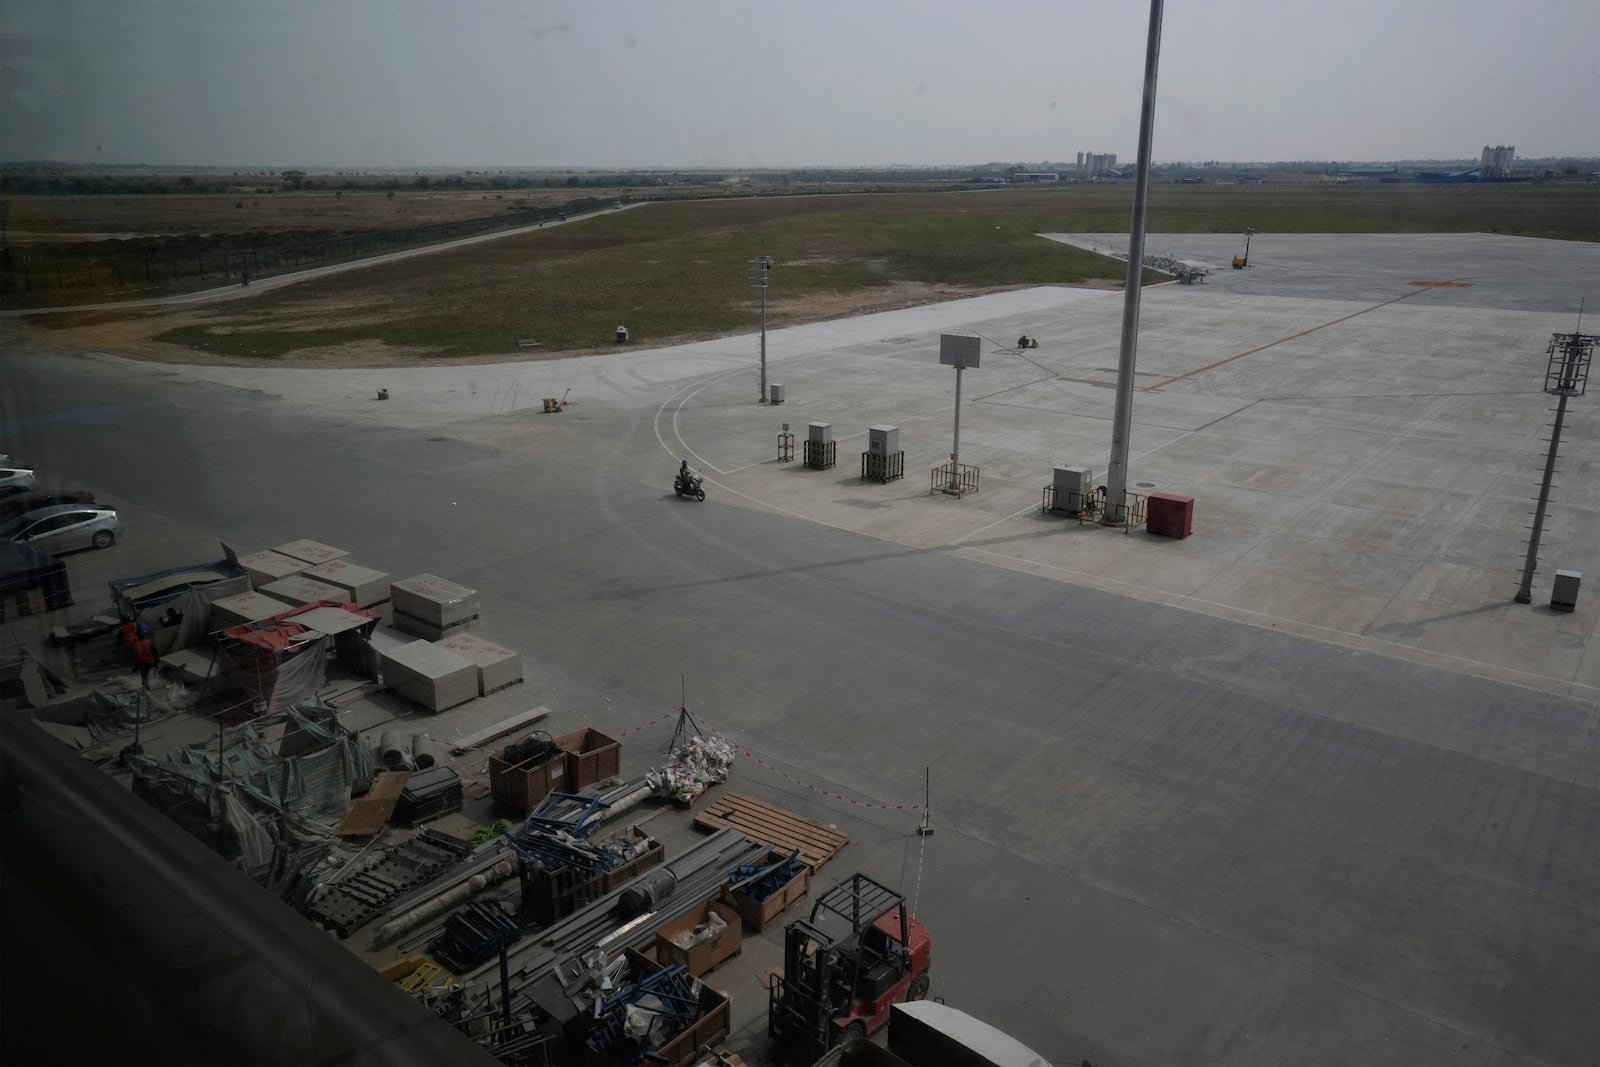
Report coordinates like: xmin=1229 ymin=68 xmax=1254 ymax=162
xmin=581 ymin=955 xmax=723 ymax=1064
xmin=435 ymin=827 xmax=765 ymax=1065
xmin=646 ymin=707 xmax=734 ymax=807
xmin=127 ymin=701 xmax=375 ymax=870
xmin=727 ymin=849 xmax=806 ymax=902
xmin=505 ymin=792 xmax=663 ymax=925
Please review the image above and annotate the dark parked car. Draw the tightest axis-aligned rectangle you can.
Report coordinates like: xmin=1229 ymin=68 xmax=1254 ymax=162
xmin=0 ymin=504 xmax=123 ymax=554
xmin=0 ymin=490 xmax=98 ymax=522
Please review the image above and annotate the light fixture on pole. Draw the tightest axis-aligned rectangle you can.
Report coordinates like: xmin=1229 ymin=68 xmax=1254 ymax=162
xmin=937 ymin=334 xmax=981 ymax=496
xmin=749 ymin=255 xmax=774 ymax=402
xmin=1103 ymin=0 xmax=1166 ymax=524
xmin=1514 ymin=327 xmax=1592 ymax=603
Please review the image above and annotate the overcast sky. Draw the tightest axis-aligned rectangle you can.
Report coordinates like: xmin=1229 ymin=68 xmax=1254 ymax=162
xmin=3 ymin=0 xmax=1597 ymax=168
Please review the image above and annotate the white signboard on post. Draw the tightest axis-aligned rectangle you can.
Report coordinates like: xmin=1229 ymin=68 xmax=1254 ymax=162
xmin=939 ymin=334 xmax=981 ymax=369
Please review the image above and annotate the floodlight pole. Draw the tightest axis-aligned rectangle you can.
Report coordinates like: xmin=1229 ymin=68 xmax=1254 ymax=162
xmin=750 ymin=255 xmax=774 ymax=402
xmin=1514 ymin=329 xmax=1592 ymax=603
xmin=1104 ymin=0 xmax=1165 ymax=524
xmin=1514 ymin=391 xmax=1570 ymax=603
xmin=1243 ymin=226 xmax=1255 ymax=265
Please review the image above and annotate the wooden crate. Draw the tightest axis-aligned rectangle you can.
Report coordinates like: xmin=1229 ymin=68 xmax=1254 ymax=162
xmin=521 ymin=861 xmax=603 ymax=926
xmin=598 ymin=949 xmax=731 ymax=1067
xmin=720 ymin=851 xmax=811 ymax=932
xmin=599 ymin=825 xmax=665 ymax=892
xmin=554 ymin=728 xmax=621 ymax=789
xmin=521 ymin=827 xmax=661 ymax=924
xmin=488 ymin=749 xmax=566 ymax=814
xmin=693 ymin=793 xmax=849 ymax=873
xmin=653 ymin=899 xmax=742 ymax=977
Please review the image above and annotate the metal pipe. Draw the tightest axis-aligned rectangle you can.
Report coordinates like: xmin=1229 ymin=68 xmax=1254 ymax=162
xmin=1104 ymin=0 xmax=1166 ymax=522
xmin=370 ymin=856 xmax=519 ymax=946
xmin=950 ymin=365 xmax=963 ymax=489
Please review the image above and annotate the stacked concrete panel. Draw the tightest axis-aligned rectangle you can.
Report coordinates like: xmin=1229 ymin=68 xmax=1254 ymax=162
xmin=304 ymin=559 xmax=391 ymax=608
xmin=379 ymin=639 xmax=478 ymax=714
xmin=239 ymin=550 xmax=311 ymax=589
xmin=390 ymin=574 xmax=480 ymax=640
xmin=363 ymin=626 xmax=413 ymax=684
xmin=274 ymin=539 xmax=350 ymax=566
xmin=437 ymin=633 xmax=523 ymax=695
xmin=259 ymin=574 xmax=351 ymax=607
xmin=210 ymin=590 xmax=294 ymax=630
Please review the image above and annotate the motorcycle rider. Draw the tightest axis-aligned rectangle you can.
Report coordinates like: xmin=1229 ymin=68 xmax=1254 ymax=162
xmin=676 ymin=459 xmax=694 ymax=491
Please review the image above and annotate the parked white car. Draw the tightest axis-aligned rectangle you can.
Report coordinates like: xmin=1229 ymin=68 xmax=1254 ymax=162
xmin=0 ymin=467 xmax=37 ymax=492
xmin=0 ymin=504 xmax=122 ymax=554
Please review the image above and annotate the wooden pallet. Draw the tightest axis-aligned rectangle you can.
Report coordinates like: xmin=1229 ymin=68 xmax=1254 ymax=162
xmin=692 ymin=792 xmax=848 ymax=873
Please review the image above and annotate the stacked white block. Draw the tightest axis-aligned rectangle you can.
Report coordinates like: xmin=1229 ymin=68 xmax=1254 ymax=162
xmin=258 ymin=574 xmax=350 ymax=607
xmin=305 ymin=559 xmax=391 ymax=608
xmin=274 ymin=539 xmax=350 ymax=566
xmin=363 ymin=626 xmax=413 ymax=683
xmin=210 ymin=590 xmax=294 ymax=630
xmin=437 ymin=633 xmax=523 ymax=695
xmin=390 ymin=574 xmax=480 ymax=640
xmin=379 ymin=639 xmax=478 ymax=714
xmin=239 ymin=550 xmax=311 ymax=589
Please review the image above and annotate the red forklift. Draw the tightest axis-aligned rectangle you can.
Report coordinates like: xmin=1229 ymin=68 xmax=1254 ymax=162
xmin=768 ymin=873 xmax=932 ymax=1063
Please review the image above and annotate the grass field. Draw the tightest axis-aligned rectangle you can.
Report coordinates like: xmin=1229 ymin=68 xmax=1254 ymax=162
xmin=21 ymin=183 xmax=1598 ymax=365
xmin=0 ymin=187 xmax=663 ymax=237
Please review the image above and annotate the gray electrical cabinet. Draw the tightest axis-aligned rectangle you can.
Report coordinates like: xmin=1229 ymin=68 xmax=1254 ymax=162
xmin=1053 ymin=465 xmax=1092 ymax=497
xmin=868 ymin=424 xmax=899 ymax=455
xmin=808 ymin=422 xmax=832 ymax=443
xmin=769 ymin=383 xmax=784 ymax=404
xmin=1552 ymin=569 xmax=1582 ymax=612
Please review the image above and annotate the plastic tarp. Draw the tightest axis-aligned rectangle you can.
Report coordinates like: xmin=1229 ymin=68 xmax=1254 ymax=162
xmin=109 ymin=559 xmax=250 ymax=650
xmin=220 ymin=627 xmax=330 ymax=716
xmin=129 ymin=703 xmax=376 ymax=868
xmin=0 ymin=539 xmax=72 ymax=609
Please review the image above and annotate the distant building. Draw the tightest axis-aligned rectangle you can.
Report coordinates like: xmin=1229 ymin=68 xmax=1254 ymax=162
xmin=1078 ymin=152 xmax=1118 ymax=179
xmin=1012 ymin=172 xmax=1060 ymax=183
xmin=1480 ymin=145 xmax=1514 ymax=179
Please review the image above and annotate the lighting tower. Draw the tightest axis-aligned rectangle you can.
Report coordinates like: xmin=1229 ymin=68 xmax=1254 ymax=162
xmin=749 ymin=255 xmax=774 ymax=402
xmin=1514 ymin=329 xmax=1593 ymax=603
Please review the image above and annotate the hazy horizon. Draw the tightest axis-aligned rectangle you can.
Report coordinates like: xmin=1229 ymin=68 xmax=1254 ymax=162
xmin=3 ymin=0 xmax=1597 ymax=169
xmin=7 ymin=156 xmax=1598 ymax=173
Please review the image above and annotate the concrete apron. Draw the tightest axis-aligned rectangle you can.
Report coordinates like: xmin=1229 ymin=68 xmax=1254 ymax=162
xmin=132 ymin=233 xmax=1600 ymax=698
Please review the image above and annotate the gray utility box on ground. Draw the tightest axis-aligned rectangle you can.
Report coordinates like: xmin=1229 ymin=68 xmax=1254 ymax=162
xmin=1052 ymin=465 xmax=1094 ymax=510
xmin=769 ymin=383 xmax=785 ymax=404
xmin=808 ymin=421 xmax=832 ymax=443
xmin=1551 ymin=570 xmax=1582 ymax=612
xmin=868 ymin=425 xmax=899 ymax=455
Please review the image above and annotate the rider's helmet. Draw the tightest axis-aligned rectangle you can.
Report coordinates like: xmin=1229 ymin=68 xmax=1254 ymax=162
xmin=681 ymin=459 xmax=689 ymax=468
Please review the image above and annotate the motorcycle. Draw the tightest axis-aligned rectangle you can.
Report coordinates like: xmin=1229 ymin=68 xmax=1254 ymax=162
xmin=674 ymin=470 xmax=706 ymax=501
